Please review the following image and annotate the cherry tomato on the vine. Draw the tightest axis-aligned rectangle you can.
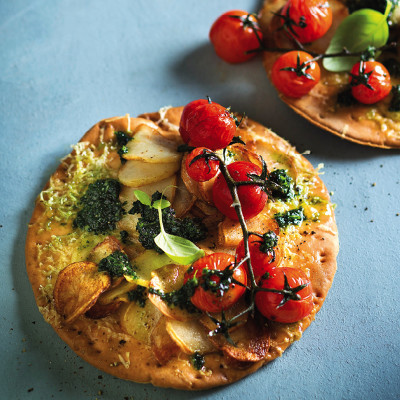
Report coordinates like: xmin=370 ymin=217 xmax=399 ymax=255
xmin=236 ymin=228 xmax=282 ymax=280
xmin=209 ymin=10 xmax=262 ymax=64
xmin=185 ymin=147 xmax=220 ymax=182
xmin=212 ymin=161 xmax=268 ymax=221
xmin=255 ymin=267 xmax=313 ymax=323
xmin=280 ymin=0 xmax=332 ymax=44
xmin=179 ymin=99 xmax=237 ymax=150
xmin=184 ymin=253 xmax=247 ymax=313
xmin=271 ymin=51 xmax=320 ymax=98
xmin=349 ymin=61 xmax=392 ymax=105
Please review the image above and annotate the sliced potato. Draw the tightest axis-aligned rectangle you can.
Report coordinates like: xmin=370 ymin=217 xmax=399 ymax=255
xmin=119 ymin=299 xmax=162 ymax=345
xmin=53 ymin=261 xmax=111 ymax=324
xmin=119 ymin=159 xmax=180 ymax=187
xmin=85 ymin=300 xmax=122 ymax=319
xmin=123 ymin=124 xmax=182 ymax=163
xmin=97 ymin=279 xmax=137 ymax=305
xmin=87 ymin=236 xmax=122 ymax=264
xmin=224 ymin=144 xmax=263 ymax=167
xmin=119 ymin=175 xmax=177 ymax=206
xmin=166 ymin=319 xmax=216 ymax=355
xmin=218 ymin=212 xmax=280 ymax=247
xmin=199 ymin=298 xmax=249 ymax=333
xmin=172 ymin=173 xmax=195 ymax=218
xmin=132 ymin=250 xmax=172 ymax=281
xmin=151 ymin=317 xmax=180 ymax=365
xmin=207 ymin=316 xmax=270 ymax=363
xmin=117 ymin=213 xmax=139 ymax=240
xmin=148 ymin=264 xmax=195 ymax=321
xmin=181 ymin=157 xmax=216 ymax=203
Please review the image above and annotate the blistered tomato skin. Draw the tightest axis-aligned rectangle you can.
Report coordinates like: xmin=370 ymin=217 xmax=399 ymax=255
xmin=280 ymin=0 xmax=333 ymax=44
xmin=236 ymin=231 xmax=282 ymax=279
xmin=185 ymin=147 xmax=220 ymax=182
xmin=350 ymin=61 xmax=392 ymax=105
xmin=179 ymin=99 xmax=209 ymax=144
xmin=179 ymin=99 xmax=236 ymax=150
xmin=271 ymin=51 xmax=320 ymax=98
xmin=184 ymin=253 xmax=247 ymax=313
xmin=209 ymin=10 xmax=262 ymax=64
xmin=255 ymin=267 xmax=313 ymax=323
xmin=212 ymin=161 xmax=268 ymax=221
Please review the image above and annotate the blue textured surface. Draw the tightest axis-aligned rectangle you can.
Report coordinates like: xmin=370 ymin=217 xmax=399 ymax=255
xmin=1 ymin=1 xmax=400 ymax=399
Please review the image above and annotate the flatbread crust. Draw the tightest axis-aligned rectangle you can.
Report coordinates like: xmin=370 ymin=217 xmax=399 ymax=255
xmin=26 ymin=106 xmax=338 ymax=389
xmin=259 ymin=0 xmax=400 ymax=149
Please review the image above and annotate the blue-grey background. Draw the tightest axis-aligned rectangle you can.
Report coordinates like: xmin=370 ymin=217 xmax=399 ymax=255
xmin=1 ymin=1 xmax=399 ymax=399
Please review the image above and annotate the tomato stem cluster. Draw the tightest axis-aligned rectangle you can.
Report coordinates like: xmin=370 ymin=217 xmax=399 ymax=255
xmin=212 ymin=154 xmax=279 ymax=322
xmin=239 ymin=10 xmax=397 ymax=60
xmin=239 ymin=10 xmax=398 ymax=62
xmin=247 ymin=39 xmax=397 ymax=61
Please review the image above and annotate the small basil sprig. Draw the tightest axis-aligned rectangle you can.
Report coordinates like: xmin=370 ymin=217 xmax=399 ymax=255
xmin=323 ymin=1 xmax=392 ymax=72
xmin=133 ymin=190 xmax=205 ymax=265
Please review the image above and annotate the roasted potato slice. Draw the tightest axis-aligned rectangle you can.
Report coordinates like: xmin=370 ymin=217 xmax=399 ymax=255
xmin=207 ymin=315 xmax=270 ymax=363
xmin=226 ymin=144 xmax=263 ymax=167
xmin=151 ymin=316 xmax=180 ymax=365
xmin=119 ymin=175 xmax=177 ymax=206
xmin=119 ymin=299 xmax=162 ymax=345
xmin=181 ymin=156 xmax=216 ymax=203
xmin=53 ymin=261 xmax=111 ymax=324
xmin=97 ymin=279 xmax=137 ymax=305
xmin=148 ymin=264 xmax=196 ymax=321
xmin=199 ymin=298 xmax=249 ymax=333
xmin=166 ymin=319 xmax=216 ymax=355
xmin=85 ymin=300 xmax=122 ymax=319
xmin=172 ymin=173 xmax=195 ymax=218
xmin=218 ymin=213 xmax=280 ymax=247
xmin=87 ymin=236 xmax=122 ymax=264
xmin=118 ymin=159 xmax=180 ymax=187
xmin=116 ymin=213 xmax=140 ymax=241
xmin=123 ymin=124 xmax=182 ymax=163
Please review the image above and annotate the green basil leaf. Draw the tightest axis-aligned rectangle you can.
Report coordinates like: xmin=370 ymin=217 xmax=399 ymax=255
xmin=152 ymin=199 xmax=171 ymax=210
xmin=154 ymin=230 xmax=205 ymax=265
xmin=323 ymin=2 xmax=392 ymax=72
xmin=133 ymin=190 xmax=151 ymax=206
xmin=153 ymin=200 xmax=204 ymax=265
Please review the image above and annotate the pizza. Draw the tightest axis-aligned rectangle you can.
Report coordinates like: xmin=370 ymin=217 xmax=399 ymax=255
xmin=26 ymin=103 xmax=338 ymax=390
xmin=258 ymin=0 xmax=400 ymax=148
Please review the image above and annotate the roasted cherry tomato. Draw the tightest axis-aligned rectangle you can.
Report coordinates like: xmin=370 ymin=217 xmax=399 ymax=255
xmin=179 ymin=99 xmax=236 ymax=150
xmin=212 ymin=161 xmax=268 ymax=221
xmin=280 ymin=0 xmax=332 ymax=43
xmin=185 ymin=253 xmax=247 ymax=313
xmin=271 ymin=51 xmax=320 ymax=98
xmin=255 ymin=267 xmax=313 ymax=323
xmin=236 ymin=229 xmax=282 ymax=280
xmin=349 ymin=61 xmax=392 ymax=105
xmin=185 ymin=147 xmax=220 ymax=182
xmin=209 ymin=10 xmax=262 ymax=64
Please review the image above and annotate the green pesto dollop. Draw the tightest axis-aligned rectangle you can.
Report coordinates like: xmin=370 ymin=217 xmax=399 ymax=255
xmin=190 ymin=352 xmax=205 ymax=370
xmin=274 ymin=207 xmax=305 ymax=229
xmin=98 ymin=250 xmax=136 ymax=278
